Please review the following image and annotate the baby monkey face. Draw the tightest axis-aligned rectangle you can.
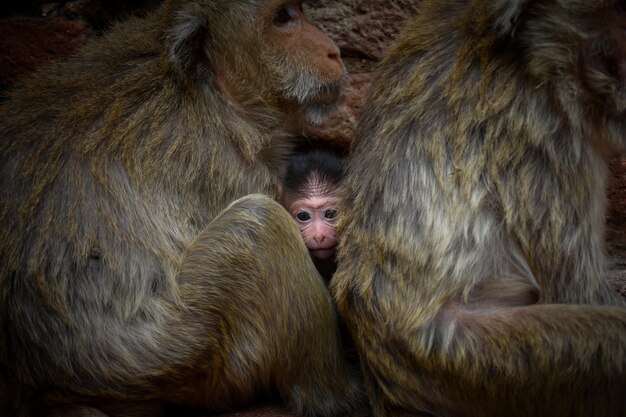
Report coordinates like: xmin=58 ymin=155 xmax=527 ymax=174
xmin=289 ymin=194 xmax=340 ymax=260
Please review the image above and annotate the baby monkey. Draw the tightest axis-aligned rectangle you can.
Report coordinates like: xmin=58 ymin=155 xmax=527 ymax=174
xmin=282 ymin=147 xmax=345 ymax=281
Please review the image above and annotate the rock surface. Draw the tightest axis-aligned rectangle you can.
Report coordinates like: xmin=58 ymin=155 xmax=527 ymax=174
xmin=0 ymin=17 xmax=87 ymax=91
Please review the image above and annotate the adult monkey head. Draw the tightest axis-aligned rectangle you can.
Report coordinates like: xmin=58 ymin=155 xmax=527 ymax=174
xmin=164 ymin=0 xmax=346 ymax=126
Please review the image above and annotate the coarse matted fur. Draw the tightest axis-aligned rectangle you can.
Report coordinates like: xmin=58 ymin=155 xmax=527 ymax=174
xmin=334 ymin=0 xmax=626 ymax=416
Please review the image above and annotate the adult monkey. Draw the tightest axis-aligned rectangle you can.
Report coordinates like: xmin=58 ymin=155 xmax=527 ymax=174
xmin=334 ymin=0 xmax=626 ymax=416
xmin=0 ymin=0 xmax=363 ymax=416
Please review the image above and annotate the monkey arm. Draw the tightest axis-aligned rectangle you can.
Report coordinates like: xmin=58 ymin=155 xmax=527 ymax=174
xmin=172 ymin=194 xmax=364 ymax=414
xmin=433 ymin=303 xmax=626 ymax=415
xmin=336 ymin=267 xmax=626 ymax=417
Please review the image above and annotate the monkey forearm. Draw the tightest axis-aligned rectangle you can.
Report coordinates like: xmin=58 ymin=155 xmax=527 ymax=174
xmin=437 ymin=303 xmax=626 ymax=371
xmin=350 ymin=302 xmax=626 ymax=417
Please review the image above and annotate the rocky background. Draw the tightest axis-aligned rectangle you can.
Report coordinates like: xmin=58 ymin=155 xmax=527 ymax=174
xmin=0 ymin=1 xmax=624 ymax=415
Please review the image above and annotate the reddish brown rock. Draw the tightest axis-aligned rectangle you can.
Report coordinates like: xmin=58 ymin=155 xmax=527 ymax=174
xmin=304 ymin=0 xmax=418 ymax=73
xmin=0 ymin=17 xmax=87 ymax=90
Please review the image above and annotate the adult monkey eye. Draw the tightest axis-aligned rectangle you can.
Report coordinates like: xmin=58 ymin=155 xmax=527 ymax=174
xmin=296 ymin=211 xmax=311 ymax=221
xmin=272 ymin=4 xmax=297 ymax=26
xmin=324 ymin=209 xmax=338 ymax=219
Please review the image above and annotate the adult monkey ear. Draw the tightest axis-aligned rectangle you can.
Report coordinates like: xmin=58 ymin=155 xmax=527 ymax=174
xmin=161 ymin=0 xmax=215 ymax=83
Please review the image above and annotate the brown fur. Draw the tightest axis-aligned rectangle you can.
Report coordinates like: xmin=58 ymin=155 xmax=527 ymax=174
xmin=0 ymin=1 xmax=363 ymax=416
xmin=334 ymin=0 xmax=626 ymax=416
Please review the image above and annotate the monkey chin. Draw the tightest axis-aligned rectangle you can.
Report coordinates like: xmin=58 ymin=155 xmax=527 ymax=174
xmin=302 ymin=77 xmax=346 ymax=125
xmin=309 ymin=248 xmax=335 ymax=260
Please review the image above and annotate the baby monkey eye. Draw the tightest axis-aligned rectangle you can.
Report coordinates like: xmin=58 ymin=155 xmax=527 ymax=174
xmin=324 ymin=209 xmax=338 ymax=219
xmin=296 ymin=211 xmax=311 ymax=221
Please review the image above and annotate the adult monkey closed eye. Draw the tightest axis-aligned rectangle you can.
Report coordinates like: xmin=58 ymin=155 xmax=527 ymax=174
xmin=334 ymin=0 xmax=626 ymax=416
xmin=0 ymin=0 xmax=363 ymax=416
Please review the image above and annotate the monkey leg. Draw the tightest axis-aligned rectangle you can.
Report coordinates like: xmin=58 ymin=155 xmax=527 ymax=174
xmin=172 ymin=194 xmax=363 ymax=417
